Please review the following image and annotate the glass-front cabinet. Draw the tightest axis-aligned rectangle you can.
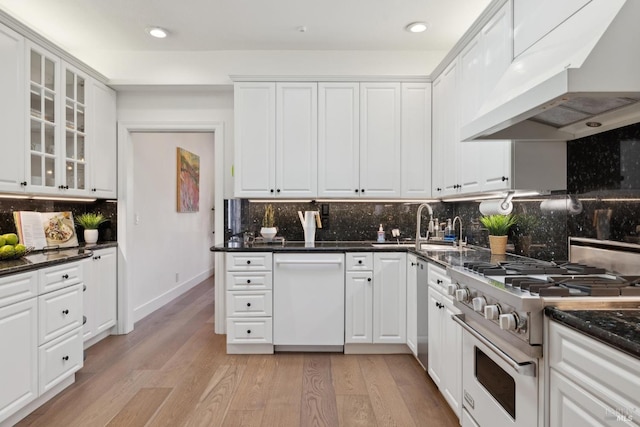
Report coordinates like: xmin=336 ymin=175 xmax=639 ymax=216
xmin=28 ymin=44 xmax=59 ymax=192
xmin=27 ymin=43 xmax=89 ymax=195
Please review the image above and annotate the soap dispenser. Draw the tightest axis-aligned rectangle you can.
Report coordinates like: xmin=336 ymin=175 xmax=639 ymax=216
xmin=377 ymin=224 xmax=385 ymax=243
xmin=444 ymin=219 xmax=455 ymax=242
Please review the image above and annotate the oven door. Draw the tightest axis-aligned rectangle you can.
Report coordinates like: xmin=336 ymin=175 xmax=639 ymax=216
xmin=454 ymin=315 xmax=538 ymax=427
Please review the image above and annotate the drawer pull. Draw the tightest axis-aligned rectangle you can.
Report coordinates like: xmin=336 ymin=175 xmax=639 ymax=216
xmin=367 ymin=278 xmax=372 ymax=282
xmin=246 ymin=279 xmax=251 ymax=284
xmin=62 ymin=355 xmax=69 ymax=361
xmin=62 ymin=274 xmax=69 ymax=279
xmin=62 ymin=309 xmax=69 ymax=315
xmin=358 ymin=260 xmax=363 ymax=264
xmin=436 ymin=279 xmax=443 ymax=284
xmin=246 ymin=260 xmax=251 ymax=265
xmin=246 ymin=302 xmax=251 ymax=307
xmin=246 ymin=329 xmax=252 ymax=334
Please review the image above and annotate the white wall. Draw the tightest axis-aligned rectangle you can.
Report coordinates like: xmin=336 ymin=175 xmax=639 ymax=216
xmin=130 ymin=132 xmax=215 ymax=321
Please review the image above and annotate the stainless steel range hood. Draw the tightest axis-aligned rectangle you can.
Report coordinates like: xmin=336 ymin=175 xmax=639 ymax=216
xmin=462 ymin=0 xmax=640 ymax=142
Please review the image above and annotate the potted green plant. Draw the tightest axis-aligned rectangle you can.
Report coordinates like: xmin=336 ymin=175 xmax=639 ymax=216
xmin=260 ymin=204 xmax=277 ymax=241
xmin=512 ymin=214 xmax=540 ymax=256
xmin=75 ymin=213 xmax=109 ymax=245
xmin=480 ymin=214 xmax=516 ymax=255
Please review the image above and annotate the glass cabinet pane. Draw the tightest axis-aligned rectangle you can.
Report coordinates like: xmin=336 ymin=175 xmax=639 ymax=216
xmin=30 ymin=51 xmax=41 ymax=84
xmin=30 ymin=85 xmax=41 ymax=118
xmin=77 ymin=105 xmax=85 ymax=132
xmin=66 ymin=100 xmax=74 ymax=128
xmin=44 ymin=58 xmax=55 ymax=90
xmin=66 ymin=131 xmax=75 ymax=158
xmin=44 ymin=92 xmax=55 ymax=123
xmin=45 ymin=157 xmax=55 ymax=187
xmin=31 ymin=155 xmax=42 ymax=186
xmin=44 ymin=124 xmax=55 ymax=154
xmin=77 ymin=163 xmax=85 ymax=190
xmin=77 ymin=77 xmax=85 ymax=104
xmin=31 ymin=120 xmax=42 ymax=152
xmin=66 ymin=69 xmax=74 ymax=100
xmin=66 ymin=161 xmax=74 ymax=188
xmin=77 ymin=135 xmax=85 ymax=161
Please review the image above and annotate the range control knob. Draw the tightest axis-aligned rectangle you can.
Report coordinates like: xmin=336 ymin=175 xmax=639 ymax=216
xmin=455 ymin=288 xmax=471 ymax=303
xmin=484 ymin=304 xmax=502 ymax=320
xmin=472 ymin=297 xmax=486 ymax=313
xmin=447 ymin=283 xmax=459 ymax=296
xmin=499 ymin=313 xmax=520 ymax=331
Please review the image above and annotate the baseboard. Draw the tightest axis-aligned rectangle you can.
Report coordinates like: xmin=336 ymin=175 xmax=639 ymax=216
xmin=134 ymin=268 xmax=214 ymax=322
xmin=274 ymin=345 xmax=344 ymax=353
xmin=227 ymin=343 xmax=274 ymax=354
xmin=83 ymin=328 xmax=114 ymax=349
xmin=344 ymin=343 xmax=412 ymax=354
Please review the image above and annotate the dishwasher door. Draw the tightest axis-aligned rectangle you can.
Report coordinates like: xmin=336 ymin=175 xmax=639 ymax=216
xmin=273 ymin=253 xmax=345 ymax=348
xmin=416 ymin=258 xmax=429 ymax=370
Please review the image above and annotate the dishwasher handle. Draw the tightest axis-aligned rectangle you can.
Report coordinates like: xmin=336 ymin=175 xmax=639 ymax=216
xmin=275 ymin=259 xmax=344 ymax=265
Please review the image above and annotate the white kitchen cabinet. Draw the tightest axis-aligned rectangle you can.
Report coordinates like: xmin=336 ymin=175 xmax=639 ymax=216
xmin=406 ymin=254 xmax=418 ymax=356
xmin=401 ymin=83 xmax=432 ymax=198
xmin=88 ymin=81 xmax=117 ymax=198
xmin=225 ymin=252 xmax=273 ymax=353
xmin=513 ymin=0 xmax=591 ymax=58
xmin=0 ymin=23 xmax=26 ymax=194
xmin=38 ymin=283 xmax=83 ymax=344
xmin=83 ymin=247 xmax=117 ymax=344
xmin=359 ymin=83 xmax=401 ymax=198
xmin=373 ymin=252 xmax=406 ymax=344
xmin=317 ymin=82 xmax=360 ymax=198
xmin=547 ymin=320 xmax=640 ymax=427
xmin=38 ymin=327 xmax=83 ymax=394
xmin=60 ymin=61 xmax=88 ymax=195
xmin=234 ymin=82 xmax=317 ymax=198
xmin=427 ymin=262 xmax=462 ymax=419
xmin=345 ymin=270 xmax=374 ymax=343
xmin=0 ymin=298 xmax=38 ymax=424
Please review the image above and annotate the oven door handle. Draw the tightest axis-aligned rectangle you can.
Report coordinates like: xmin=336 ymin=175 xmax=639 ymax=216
xmin=452 ymin=314 xmax=537 ymax=377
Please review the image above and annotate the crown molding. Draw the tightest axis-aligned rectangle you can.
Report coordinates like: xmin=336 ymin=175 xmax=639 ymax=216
xmin=230 ymin=75 xmax=430 ymax=83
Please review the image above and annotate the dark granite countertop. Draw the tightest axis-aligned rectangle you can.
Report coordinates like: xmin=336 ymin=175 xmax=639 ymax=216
xmin=545 ymin=307 xmax=640 ymax=360
xmin=0 ymin=241 xmax=117 ymax=277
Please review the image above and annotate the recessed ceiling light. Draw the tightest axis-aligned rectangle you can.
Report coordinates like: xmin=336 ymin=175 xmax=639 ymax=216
xmin=405 ymin=22 xmax=429 ymax=33
xmin=146 ymin=27 xmax=168 ymax=38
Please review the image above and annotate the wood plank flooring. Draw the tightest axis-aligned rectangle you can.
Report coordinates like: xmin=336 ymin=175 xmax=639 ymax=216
xmin=17 ymin=276 xmax=458 ymax=427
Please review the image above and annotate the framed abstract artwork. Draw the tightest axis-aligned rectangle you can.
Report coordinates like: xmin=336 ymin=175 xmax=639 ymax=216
xmin=177 ymin=147 xmax=200 ymax=212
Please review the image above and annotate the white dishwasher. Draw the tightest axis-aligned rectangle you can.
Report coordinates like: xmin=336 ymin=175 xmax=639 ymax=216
xmin=273 ymin=253 xmax=345 ymax=349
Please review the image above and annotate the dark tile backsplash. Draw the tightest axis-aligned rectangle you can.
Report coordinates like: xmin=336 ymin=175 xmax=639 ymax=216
xmin=0 ymin=199 xmax=117 ymax=243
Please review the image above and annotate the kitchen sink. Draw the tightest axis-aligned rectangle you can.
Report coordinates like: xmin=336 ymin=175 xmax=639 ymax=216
xmin=371 ymin=242 xmax=473 ymax=252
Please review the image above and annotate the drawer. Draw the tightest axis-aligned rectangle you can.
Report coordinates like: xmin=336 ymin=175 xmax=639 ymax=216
xmin=346 ymin=252 xmax=373 ymax=271
xmin=39 ymin=262 xmax=83 ymax=294
xmin=226 ymin=271 xmax=272 ymax=290
xmin=0 ymin=271 xmax=38 ymax=309
xmin=38 ymin=327 xmax=83 ymax=394
xmin=227 ymin=291 xmax=272 ymax=317
xmin=226 ymin=318 xmax=272 ymax=344
xmin=428 ymin=262 xmax=450 ymax=293
xmin=38 ymin=284 xmax=83 ymax=344
xmin=226 ymin=252 xmax=272 ymax=271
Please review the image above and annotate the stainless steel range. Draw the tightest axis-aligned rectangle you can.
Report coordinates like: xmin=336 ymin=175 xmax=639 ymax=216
xmin=448 ymin=238 xmax=640 ymax=427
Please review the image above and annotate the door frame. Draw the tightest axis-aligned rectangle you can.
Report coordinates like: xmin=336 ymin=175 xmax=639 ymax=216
xmin=117 ymin=121 xmax=225 ymax=334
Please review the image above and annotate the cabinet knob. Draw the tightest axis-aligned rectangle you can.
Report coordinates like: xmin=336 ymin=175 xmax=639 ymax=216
xmin=62 ymin=309 xmax=69 ymax=315
xmin=276 ymin=189 xmax=281 ymax=193
xmin=246 ymin=302 xmax=251 ymax=307
xmin=270 ymin=189 xmax=274 ymax=193
xmin=92 ymin=188 xmax=97 ymax=192
xmin=246 ymin=260 xmax=251 ymax=265
xmin=436 ymin=187 xmax=442 ymax=192
xmin=411 ymin=262 xmax=417 ymax=266
xmin=358 ymin=260 xmax=363 ymax=264
xmin=246 ymin=329 xmax=252 ymax=334
xmin=20 ymin=181 xmax=27 ymax=186
xmin=62 ymin=274 xmax=69 ymax=279
xmin=501 ymin=176 xmax=509 ymax=182
xmin=62 ymin=355 xmax=69 ymax=361
xmin=436 ymin=279 xmax=443 ymax=284
xmin=355 ymin=189 xmax=359 ymax=193
xmin=361 ymin=189 xmax=365 ymax=193
xmin=367 ymin=278 xmax=372 ymax=282
xmin=246 ymin=279 xmax=251 ymax=284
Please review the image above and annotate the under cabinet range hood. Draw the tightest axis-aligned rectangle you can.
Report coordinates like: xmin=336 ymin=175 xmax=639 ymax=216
xmin=462 ymin=0 xmax=640 ymax=142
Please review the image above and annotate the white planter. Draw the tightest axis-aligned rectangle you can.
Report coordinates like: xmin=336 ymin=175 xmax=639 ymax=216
xmin=260 ymin=227 xmax=277 ymax=241
xmin=84 ymin=229 xmax=99 ymax=245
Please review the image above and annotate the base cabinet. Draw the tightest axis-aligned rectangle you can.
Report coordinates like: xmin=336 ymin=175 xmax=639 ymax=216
xmin=547 ymin=320 xmax=640 ymax=426
xmin=83 ymin=247 xmax=117 ymax=344
xmin=427 ymin=263 xmax=462 ymax=419
xmin=406 ymin=254 xmax=418 ymax=356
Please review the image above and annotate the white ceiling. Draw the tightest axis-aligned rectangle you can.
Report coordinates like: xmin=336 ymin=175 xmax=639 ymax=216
xmin=0 ymin=0 xmax=492 ymax=85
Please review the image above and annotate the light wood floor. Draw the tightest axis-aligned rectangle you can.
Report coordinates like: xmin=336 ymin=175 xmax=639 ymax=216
xmin=17 ymin=277 xmax=458 ymax=427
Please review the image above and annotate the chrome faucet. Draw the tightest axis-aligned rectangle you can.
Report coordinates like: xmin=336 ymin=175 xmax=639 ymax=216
xmin=415 ymin=203 xmax=434 ymax=250
xmin=452 ymin=216 xmax=464 ymax=247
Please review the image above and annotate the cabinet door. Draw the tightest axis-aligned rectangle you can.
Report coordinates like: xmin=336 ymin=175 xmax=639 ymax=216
xmin=60 ymin=62 xmax=89 ymax=195
xmin=427 ymin=287 xmax=443 ymax=387
xmin=0 ymin=298 xmax=38 ymax=423
xmin=94 ymin=248 xmax=117 ymax=334
xmin=401 ymin=83 xmax=432 ymax=198
xmin=345 ymin=271 xmax=373 ymax=343
xmin=406 ymin=254 xmax=418 ymax=356
xmin=89 ymin=80 xmax=117 ymax=198
xmin=0 ymin=24 xmax=26 ymax=194
xmin=360 ymin=83 xmax=401 ymax=198
xmin=431 ymin=76 xmax=445 ymax=197
xmin=27 ymin=42 xmax=62 ymax=194
xmin=373 ymin=252 xmax=406 ymax=344
xmin=317 ymin=82 xmax=360 ymax=197
xmin=276 ymin=82 xmax=317 ymax=198
xmin=442 ymin=298 xmax=462 ymax=419
xmin=437 ymin=62 xmax=461 ymax=196
xmin=233 ymin=82 xmax=276 ymax=197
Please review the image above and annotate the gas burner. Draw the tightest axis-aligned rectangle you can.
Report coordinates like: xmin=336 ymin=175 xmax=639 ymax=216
xmin=556 ymin=262 xmax=607 ymax=275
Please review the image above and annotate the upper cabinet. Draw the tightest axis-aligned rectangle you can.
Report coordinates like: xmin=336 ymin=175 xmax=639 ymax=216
xmin=237 ymin=80 xmax=431 ymax=200
xmin=234 ymin=82 xmax=317 ymax=198
xmin=0 ymin=30 xmax=116 ymax=199
xmin=0 ymin=23 xmax=26 ymax=194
